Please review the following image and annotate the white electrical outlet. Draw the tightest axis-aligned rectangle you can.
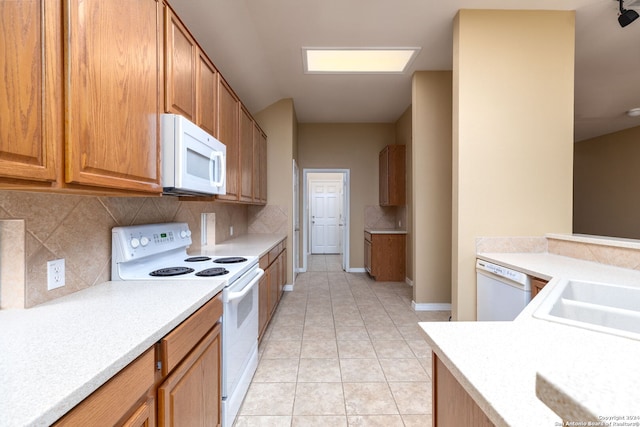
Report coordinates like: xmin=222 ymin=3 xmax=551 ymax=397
xmin=230 ymin=225 xmax=234 ymax=236
xmin=47 ymin=259 xmax=65 ymax=291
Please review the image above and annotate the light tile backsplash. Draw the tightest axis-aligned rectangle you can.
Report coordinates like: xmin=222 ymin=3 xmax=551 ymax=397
xmin=0 ymin=191 xmax=249 ymax=308
xmin=364 ymin=205 xmax=405 ymax=230
xmin=476 ymin=234 xmax=640 ymax=272
xmin=248 ymin=205 xmax=288 ymax=234
xmin=476 ymin=236 xmax=548 ymax=253
xmin=548 ymin=237 xmax=640 ymax=271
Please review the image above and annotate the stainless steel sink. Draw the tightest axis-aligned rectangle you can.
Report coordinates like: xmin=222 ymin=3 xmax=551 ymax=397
xmin=533 ymin=279 xmax=640 ymax=340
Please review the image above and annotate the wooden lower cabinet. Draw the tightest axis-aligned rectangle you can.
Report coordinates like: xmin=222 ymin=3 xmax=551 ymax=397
xmin=530 ymin=277 xmax=549 ymax=299
xmin=54 ymin=348 xmax=156 ymax=427
xmin=259 ymin=239 xmax=287 ymax=340
xmin=364 ymin=232 xmax=406 ymax=281
xmin=433 ymin=354 xmax=494 ymax=427
xmin=54 ymin=294 xmax=223 ymax=427
xmin=157 ymin=324 xmax=221 ymax=427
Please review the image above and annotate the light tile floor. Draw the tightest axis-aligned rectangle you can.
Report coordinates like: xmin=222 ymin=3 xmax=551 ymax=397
xmin=235 ymin=255 xmax=450 ymax=427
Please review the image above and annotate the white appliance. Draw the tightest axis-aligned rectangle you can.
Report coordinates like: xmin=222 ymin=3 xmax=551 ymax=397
xmin=111 ymin=223 xmax=262 ymax=427
xmin=161 ymin=113 xmax=226 ymax=196
xmin=476 ymin=259 xmax=532 ymax=321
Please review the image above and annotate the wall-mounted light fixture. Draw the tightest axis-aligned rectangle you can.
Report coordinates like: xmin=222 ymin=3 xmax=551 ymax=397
xmin=618 ymin=0 xmax=639 ymax=27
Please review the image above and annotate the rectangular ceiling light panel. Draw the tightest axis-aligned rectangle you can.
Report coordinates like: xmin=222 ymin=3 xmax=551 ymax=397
xmin=303 ymin=48 xmax=420 ymax=74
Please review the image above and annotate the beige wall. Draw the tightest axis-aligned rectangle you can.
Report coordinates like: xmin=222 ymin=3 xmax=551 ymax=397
xmin=453 ymin=10 xmax=575 ymax=320
xmin=574 ymin=125 xmax=640 ymax=239
xmin=0 ymin=191 xmax=248 ymax=308
xmin=395 ymin=106 xmax=413 ymax=282
xmin=297 ymin=123 xmax=396 ymax=268
xmin=254 ymin=98 xmax=297 ymax=283
xmin=412 ymin=71 xmax=452 ymax=307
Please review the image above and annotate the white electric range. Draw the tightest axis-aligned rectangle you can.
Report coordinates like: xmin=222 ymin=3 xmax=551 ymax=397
xmin=111 ymin=222 xmax=262 ymax=427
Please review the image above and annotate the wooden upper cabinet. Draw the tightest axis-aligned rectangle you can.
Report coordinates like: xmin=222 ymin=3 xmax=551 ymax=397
xmin=216 ymin=77 xmax=240 ymax=201
xmin=196 ymin=51 xmax=217 ymax=137
xmin=239 ymin=106 xmax=254 ymax=203
xmin=0 ymin=0 xmax=60 ymax=184
xmin=65 ymin=0 xmax=162 ymax=193
xmin=379 ymin=145 xmax=406 ymax=206
xmin=253 ymin=124 xmax=267 ymax=204
xmin=164 ymin=7 xmax=196 ymax=120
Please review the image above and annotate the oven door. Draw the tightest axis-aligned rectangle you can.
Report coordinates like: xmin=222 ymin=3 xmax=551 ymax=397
xmin=221 ymin=267 xmax=263 ymax=426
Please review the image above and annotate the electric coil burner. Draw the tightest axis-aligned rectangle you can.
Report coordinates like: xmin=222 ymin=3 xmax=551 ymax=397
xmin=150 ymin=267 xmax=195 ymax=277
xmin=185 ymin=256 xmax=211 ymax=262
xmin=214 ymin=257 xmax=248 ymax=264
xmin=196 ymin=267 xmax=229 ymax=277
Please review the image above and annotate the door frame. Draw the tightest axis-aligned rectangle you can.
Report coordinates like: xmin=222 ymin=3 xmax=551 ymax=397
xmin=302 ymin=168 xmax=350 ymax=273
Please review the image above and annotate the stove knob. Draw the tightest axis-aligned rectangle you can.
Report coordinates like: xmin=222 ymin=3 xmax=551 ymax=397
xmin=140 ymin=236 xmax=150 ymax=247
xmin=130 ymin=238 xmax=140 ymax=249
xmin=180 ymin=230 xmax=187 ymax=238
xmin=186 ymin=230 xmax=192 ymax=237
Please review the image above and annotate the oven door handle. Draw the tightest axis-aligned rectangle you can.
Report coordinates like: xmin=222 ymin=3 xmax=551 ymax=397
xmin=226 ymin=268 xmax=264 ymax=302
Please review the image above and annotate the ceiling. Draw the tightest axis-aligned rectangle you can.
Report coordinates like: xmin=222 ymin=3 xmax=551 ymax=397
xmin=169 ymin=0 xmax=640 ymax=142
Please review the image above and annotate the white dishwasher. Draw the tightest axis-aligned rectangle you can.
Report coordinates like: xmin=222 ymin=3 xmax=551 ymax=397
xmin=476 ymin=259 xmax=532 ymax=321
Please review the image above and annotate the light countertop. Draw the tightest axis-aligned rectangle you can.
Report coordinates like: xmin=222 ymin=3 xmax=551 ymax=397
xmin=0 ymin=233 xmax=285 ymax=427
xmin=420 ymin=251 xmax=640 ymax=426
xmin=364 ymin=228 xmax=407 ymax=234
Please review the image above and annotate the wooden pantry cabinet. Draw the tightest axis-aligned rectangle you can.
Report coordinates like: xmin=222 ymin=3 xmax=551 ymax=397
xmin=364 ymin=231 xmax=406 ymax=282
xmin=54 ymin=294 xmax=223 ymax=427
xmin=379 ymin=145 xmax=406 ymax=206
xmin=0 ymin=0 xmax=163 ymax=194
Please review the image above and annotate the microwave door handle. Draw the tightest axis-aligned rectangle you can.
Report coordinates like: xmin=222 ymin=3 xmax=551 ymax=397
xmin=210 ymin=151 xmax=225 ymax=187
xmin=226 ymin=269 xmax=264 ymax=302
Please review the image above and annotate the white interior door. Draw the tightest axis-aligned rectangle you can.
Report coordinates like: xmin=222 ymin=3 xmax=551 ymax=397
xmin=311 ymin=180 xmax=341 ymax=254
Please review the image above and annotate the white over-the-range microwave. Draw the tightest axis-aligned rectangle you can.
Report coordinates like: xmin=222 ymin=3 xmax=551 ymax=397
xmin=161 ymin=113 xmax=226 ymax=197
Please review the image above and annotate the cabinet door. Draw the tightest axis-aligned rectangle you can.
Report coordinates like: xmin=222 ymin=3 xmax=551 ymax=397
xmin=268 ymin=259 xmax=279 ymax=316
xmin=257 ymin=128 xmax=268 ymax=204
xmin=158 ymin=324 xmax=221 ymax=427
xmin=0 ymin=0 xmax=60 ymax=183
xmin=364 ymin=237 xmax=372 ymax=275
xmin=196 ymin=51 xmax=217 ymax=137
xmin=252 ymin=122 xmax=261 ymax=204
xmin=66 ymin=0 xmax=162 ymax=193
xmin=164 ymin=8 xmax=196 ymax=120
xmin=239 ymin=106 xmax=254 ymax=202
xmin=121 ymin=396 xmax=155 ymax=427
xmin=379 ymin=147 xmax=389 ymax=206
xmin=258 ymin=271 xmax=269 ymax=339
xmin=216 ymin=77 xmax=239 ymax=201
xmin=278 ymin=249 xmax=287 ymax=301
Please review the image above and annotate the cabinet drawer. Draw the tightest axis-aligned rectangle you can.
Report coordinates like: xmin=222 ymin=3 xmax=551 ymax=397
xmin=259 ymin=254 xmax=269 ymax=270
xmin=159 ymin=294 xmax=222 ymax=376
xmin=268 ymin=240 xmax=284 ymax=265
xmin=54 ymin=347 xmax=155 ymax=426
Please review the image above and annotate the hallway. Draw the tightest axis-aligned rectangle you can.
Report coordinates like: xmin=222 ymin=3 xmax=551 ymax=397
xmin=236 ymin=255 xmax=450 ymax=426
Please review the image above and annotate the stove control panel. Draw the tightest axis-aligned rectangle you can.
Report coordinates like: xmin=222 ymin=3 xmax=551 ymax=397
xmin=112 ymin=223 xmax=192 ymax=262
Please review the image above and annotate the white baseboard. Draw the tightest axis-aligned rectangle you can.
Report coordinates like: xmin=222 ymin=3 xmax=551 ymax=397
xmin=412 ymin=302 xmax=452 ymax=312
xmin=405 ymin=277 xmax=413 ymax=287
xmin=283 ymin=283 xmax=294 ymax=291
xmin=347 ymin=267 xmax=366 ymax=273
